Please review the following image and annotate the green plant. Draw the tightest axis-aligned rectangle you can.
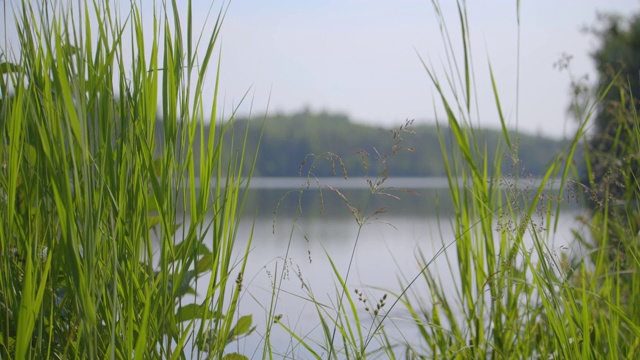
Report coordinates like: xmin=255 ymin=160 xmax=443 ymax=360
xmin=254 ymin=1 xmax=640 ymax=358
xmin=392 ymin=1 xmax=640 ymax=359
xmin=0 ymin=1 xmax=258 ymax=359
xmin=261 ymin=120 xmax=417 ymax=359
xmin=250 ymin=1 xmax=640 ymax=357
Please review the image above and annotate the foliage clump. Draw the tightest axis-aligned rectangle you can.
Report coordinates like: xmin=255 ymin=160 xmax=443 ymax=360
xmin=0 ymin=1 xmax=256 ymax=359
xmin=579 ymin=13 xmax=640 ymax=270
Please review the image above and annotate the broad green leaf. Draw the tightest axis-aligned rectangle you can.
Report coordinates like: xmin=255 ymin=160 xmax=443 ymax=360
xmin=148 ymin=215 xmax=161 ymax=229
xmin=173 ymin=241 xmax=211 ymax=260
xmin=195 ymin=253 xmax=213 ymax=273
xmin=221 ymin=354 xmax=249 ymax=360
xmin=175 ymin=303 xmax=221 ymax=323
xmin=0 ymin=61 xmax=19 ymax=74
xmin=174 ymin=270 xmax=197 ymax=298
xmin=152 ymin=156 xmax=163 ymax=173
xmin=61 ymin=43 xmax=82 ymax=57
xmin=24 ymin=143 xmax=37 ymax=166
xmin=231 ymin=315 xmax=252 ymax=336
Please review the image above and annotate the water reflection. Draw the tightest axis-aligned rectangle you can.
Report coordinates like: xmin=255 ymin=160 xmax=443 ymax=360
xmin=243 ymin=185 xmax=455 ymax=220
xmin=210 ymin=181 xmax=584 ymax=357
xmin=240 ymin=176 xmax=567 ymax=220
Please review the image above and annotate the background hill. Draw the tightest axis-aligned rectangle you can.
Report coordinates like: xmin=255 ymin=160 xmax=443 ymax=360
xmin=163 ymin=110 xmax=579 ymax=178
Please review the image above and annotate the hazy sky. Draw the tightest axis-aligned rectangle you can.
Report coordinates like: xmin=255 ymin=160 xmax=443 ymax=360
xmin=3 ymin=1 xmax=639 ymax=138
xmin=214 ymin=0 xmax=640 ymax=138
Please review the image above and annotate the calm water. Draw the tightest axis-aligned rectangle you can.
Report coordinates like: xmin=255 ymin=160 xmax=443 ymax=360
xmin=190 ymin=178 xmax=585 ymax=358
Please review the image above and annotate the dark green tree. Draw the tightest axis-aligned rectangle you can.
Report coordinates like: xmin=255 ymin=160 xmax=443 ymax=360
xmin=582 ymin=12 xmax=640 ymax=266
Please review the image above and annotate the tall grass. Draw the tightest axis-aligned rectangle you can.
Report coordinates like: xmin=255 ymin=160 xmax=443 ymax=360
xmin=263 ymin=1 xmax=640 ymax=359
xmin=3 ymin=0 xmax=639 ymax=359
xmin=0 ymin=1 xmax=258 ymax=359
xmin=396 ymin=1 xmax=640 ymax=358
xmin=265 ymin=122 xmax=419 ymax=359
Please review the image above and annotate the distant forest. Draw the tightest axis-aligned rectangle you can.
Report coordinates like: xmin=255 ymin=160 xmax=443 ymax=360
xmin=161 ymin=110 xmax=579 ymax=178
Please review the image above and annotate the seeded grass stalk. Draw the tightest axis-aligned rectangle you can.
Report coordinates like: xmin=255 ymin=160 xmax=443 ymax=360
xmin=249 ymin=0 xmax=640 ymax=358
xmin=265 ymin=124 xmax=416 ymax=359
xmin=391 ymin=1 xmax=640 ymax=359
xmin=0 ymin=1 xmax=258 ymax=359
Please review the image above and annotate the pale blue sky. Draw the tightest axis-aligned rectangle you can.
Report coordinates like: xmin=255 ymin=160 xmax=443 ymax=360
xmin=214 ymin=0 xmax=640 ymax=138
xmin=3 ymin=1 xmax=639 ymax=138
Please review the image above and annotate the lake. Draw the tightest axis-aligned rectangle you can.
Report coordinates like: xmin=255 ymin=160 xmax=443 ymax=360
xmin=191 ymin=177 xmax=586 ymax=358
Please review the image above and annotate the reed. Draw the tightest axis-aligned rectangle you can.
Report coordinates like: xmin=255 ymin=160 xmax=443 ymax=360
xmin=0 ymin=1 xmax=258 ymax=359
xmin=394 ymin=1 xmax=640 ymax=358
xmin=3 ymin=0 xmax=639 ymax=359
xmin=264 ymin=1 xmax=640 ymax=359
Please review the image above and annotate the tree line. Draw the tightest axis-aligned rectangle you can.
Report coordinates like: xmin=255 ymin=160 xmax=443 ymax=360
xmin=170 ymin=109 xmax=577 ymax=179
